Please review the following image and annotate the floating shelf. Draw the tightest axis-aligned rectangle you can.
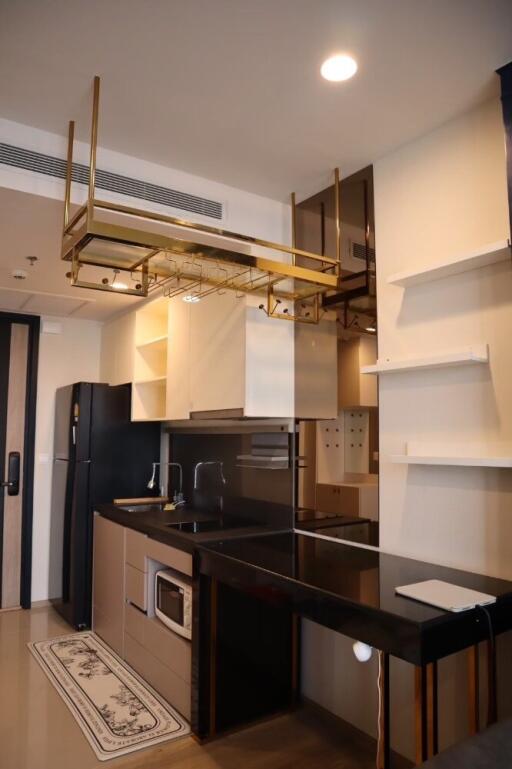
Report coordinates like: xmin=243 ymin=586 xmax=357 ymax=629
xmin=136 ymin=334 xmax=168 ymax=351
xmin=387 ymin=240 xmax=511 ymax=288
xmin=360 ymin=344 xmax=488 ymax=375
xmin=392 ymin=455 xmax=512 ymax=468
xmin=391 ymin=441 xmax=512 ymax=468
xmin=133 ymin=375 xmax=167 ymax=386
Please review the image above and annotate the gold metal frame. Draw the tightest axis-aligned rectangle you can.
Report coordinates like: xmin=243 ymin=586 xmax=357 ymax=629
xmin=62 ymin=76 xmax=345 ymax=321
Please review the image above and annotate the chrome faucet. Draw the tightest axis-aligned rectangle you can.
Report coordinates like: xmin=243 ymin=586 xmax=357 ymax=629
xmin=147 ymin=462 xmax=185 ymax=505
xmin=193 ymin=460 xmax=226 ymax=489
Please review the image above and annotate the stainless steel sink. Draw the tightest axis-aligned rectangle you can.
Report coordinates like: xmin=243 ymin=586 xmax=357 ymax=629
xmin=119 ymin=504 xmax=165 ymax=513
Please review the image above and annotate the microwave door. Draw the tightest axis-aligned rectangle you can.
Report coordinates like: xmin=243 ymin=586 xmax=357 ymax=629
xmin=157 ymin=576 xmax=184 ymax=627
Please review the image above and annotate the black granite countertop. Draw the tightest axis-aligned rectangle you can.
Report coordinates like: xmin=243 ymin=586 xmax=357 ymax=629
xmin=96 ymin=502 xmax=285 ymax=554
xmin=198 ymin=532 xmax=512 ymax=664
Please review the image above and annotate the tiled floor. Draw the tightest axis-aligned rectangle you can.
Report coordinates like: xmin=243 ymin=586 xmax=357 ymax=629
xmin=0 ymin=605 xmax=381 ymax=769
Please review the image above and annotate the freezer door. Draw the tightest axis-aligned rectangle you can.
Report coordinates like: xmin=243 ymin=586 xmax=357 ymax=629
xmin=48 ymin=458 xmax=68 ymax=600
xmin=53 ymin=385 xmax=73 ymax=460
xmin=54 ymin=383 xmax=92 ymax=462
xmin=90 ymin=383 xmax=160 ymax=504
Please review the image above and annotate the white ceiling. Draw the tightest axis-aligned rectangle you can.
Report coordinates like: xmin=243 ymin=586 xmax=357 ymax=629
xmin=0 ymin=187 xmax=138 ymax=321
xmin=1 ymin=0 xmax=511 ymax=200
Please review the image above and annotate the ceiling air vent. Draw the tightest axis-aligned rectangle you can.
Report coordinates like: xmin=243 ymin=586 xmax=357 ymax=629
xmin=0 ymin=142 xmax=223 ymax=220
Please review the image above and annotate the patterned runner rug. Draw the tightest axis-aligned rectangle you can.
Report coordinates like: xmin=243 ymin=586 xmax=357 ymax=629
xmin=28 ymin=632 xmax=190 ymax=761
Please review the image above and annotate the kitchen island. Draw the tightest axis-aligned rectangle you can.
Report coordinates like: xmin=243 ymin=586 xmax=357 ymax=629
xmin=195 ymin=531 xmax=512 ymax=767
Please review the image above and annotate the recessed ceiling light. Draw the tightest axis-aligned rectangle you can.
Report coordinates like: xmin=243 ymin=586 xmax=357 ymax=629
xmin=183 ymin=294 xmax=201 ymax=303
xmin=112 ymin=280 xmax=129 ymax=290
xmin=321 ymin=54 xmax=358 ymax=82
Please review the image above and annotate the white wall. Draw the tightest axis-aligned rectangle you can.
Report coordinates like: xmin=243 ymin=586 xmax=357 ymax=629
xmin=0 ymin=118 xmax=290 ymax=245
xmin=32 ymin=316 xmax=101 ymax=602
xmin=302 ymin=96 xmax=511 ymax=760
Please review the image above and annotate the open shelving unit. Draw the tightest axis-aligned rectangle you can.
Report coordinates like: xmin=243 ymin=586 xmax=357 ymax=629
xmin=135 ymin=334 xmax=168 ymax=352
xmin=132 ymin=298 xmax=168 ymax=421
xmin=360 ymin=344 xmax=489 ymax=375
xmin=387 ymin=240 xmax=511 ymax=288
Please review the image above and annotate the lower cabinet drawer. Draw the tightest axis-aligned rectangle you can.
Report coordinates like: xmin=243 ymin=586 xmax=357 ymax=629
xmin=125 ymin=528 xmax=148 ymax=572
xmin=124 ymin=604 xmax=191 ymax=685
xmin=124 ymin=602 xmax=146 ymax=646
xmin=124 ymin=633 xmax=191 ymax=721
xmin=125 ymin=563 xmax=147 ymax=611
xmin=145 ymin=616 xmax=191 ymax=683
xmin=93 ymin=604 xmax=124 ymax=659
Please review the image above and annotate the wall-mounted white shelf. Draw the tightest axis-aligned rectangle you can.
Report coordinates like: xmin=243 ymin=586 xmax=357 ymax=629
xmin=135 ymin=334 xmax=168 ymax=351
xmin=133 ymin=375 xmax=167 ymax=386
xmin=392 ymin=454 xmax=512 ymax=468
xmin=387 ymin=240 xmax=511 ymax=288
xmin=360 ymin=344 xmax=488 ymax=375
xmin=391 ymin=442 xmax=512 ymax=468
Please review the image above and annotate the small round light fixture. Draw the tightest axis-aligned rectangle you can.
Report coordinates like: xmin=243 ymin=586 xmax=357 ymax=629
xmin=183 ymin=294 xmax=200 ymax=303
xmin=353 ymin=640 xmax=373 ymax=662
xmin=321 ymin=54 xmax=358 ymax=82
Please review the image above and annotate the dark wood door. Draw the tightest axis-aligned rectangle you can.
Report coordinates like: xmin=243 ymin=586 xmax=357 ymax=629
xmin=0 ymin=315 xmax=38 ymax=609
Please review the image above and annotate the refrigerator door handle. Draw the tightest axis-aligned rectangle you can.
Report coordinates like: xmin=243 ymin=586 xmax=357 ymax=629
xmin=72 ymin=425 xmax=76 ymax=445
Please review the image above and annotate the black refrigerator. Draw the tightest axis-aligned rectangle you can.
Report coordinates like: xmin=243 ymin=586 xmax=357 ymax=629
xmin=50 ymin=382 xmax=160 ymax=630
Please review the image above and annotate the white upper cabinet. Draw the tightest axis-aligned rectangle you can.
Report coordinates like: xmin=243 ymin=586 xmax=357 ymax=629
xmin=101 ymin=293 xmax=338 ymax=421
xmin=100 ymin=312 xmax=136 ymax=386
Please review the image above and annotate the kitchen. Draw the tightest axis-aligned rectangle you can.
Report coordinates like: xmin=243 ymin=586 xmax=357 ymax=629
xmin=1 ymin=3 xmax=512 ymax=769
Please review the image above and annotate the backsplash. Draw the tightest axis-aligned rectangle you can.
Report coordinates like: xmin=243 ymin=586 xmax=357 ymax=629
xmin=168 ymin=429 xmax=295 ymax=529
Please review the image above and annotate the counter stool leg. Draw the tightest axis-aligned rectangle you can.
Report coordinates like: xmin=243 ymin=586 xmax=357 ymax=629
xmin=376 ymin=651 xmax=390 ymax=769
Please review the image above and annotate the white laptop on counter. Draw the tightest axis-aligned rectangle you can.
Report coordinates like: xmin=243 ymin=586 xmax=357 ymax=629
xmin=395 ymin=579 xmax=496 ymax=612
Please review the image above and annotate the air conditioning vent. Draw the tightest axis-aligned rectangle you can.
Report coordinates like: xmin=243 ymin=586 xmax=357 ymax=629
xmin=351 ymin=241 xmax=376 ymax=263
xmin=0 ymin=142 xmax=223 ymax=220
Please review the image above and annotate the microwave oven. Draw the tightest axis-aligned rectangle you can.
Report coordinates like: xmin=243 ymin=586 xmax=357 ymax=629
xmin=154 ymin=568 xmax=192 ymax=640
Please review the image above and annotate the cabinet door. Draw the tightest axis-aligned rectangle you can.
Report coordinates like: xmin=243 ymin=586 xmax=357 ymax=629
xmin=189 ymin=292 xmax=246 ymax=415
xmin=295 ymin=319 xmax=338 ymax=419
xmin=315 ymin=483 xmax=359 ymax=516
xmin=100 ymin=313 xmax=135 ymax=386
xmin=166 ymin=298 xmax=191 ymax=419
xmin=92 ymin=515 xmax=125 ymax=657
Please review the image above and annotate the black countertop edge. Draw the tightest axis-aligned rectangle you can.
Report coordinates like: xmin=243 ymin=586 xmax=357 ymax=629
xmin=196 ymin=540 xmax=432 ymax=629
xmin=196 ymin=533 xmax=512 ymax=665
xmin=95 ymin=503 xmax=288 ymax=554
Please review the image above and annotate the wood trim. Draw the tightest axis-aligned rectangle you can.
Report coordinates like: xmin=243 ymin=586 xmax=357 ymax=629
xmin=2 ymin=324 xmax=29 ymax=608
xmin=376 ymin=651 xmax=390 ymax=769
xmin=486 ymin=638 xmax=498 ymax=726
xmin=467 ymin=644 xmax=480 ymax=735
xmin=497 ymin=61 xmax=512 ymax=240
xmin=415 ymin=662 xmax=438 ymax=765
xmin=0 ymin=312 xmax=39 ymax=610
xmin=209 ymin=577 xmax=218 ymax=737
xmin=0 ymin=321 xmax=11 ymax=603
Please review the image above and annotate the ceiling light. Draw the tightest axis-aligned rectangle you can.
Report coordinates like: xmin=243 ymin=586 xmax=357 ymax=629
xmin=112 ymin=280 xmax=128 ymax=290
xmin=183 ymin=294 xmax=201 ymax=303
xmin=321 ymin=54 xmax=358 ymax=82
xmin=365 ymin=325 xmax=376 ymax=333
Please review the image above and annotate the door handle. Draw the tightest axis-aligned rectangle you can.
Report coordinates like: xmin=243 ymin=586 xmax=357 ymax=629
xmin=2 ymin=451 xmax=20 ymax=496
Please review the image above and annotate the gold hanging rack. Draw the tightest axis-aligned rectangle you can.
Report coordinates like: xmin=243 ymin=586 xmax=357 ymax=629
xmin=62 ymin=76 xmax=349 ymax=320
